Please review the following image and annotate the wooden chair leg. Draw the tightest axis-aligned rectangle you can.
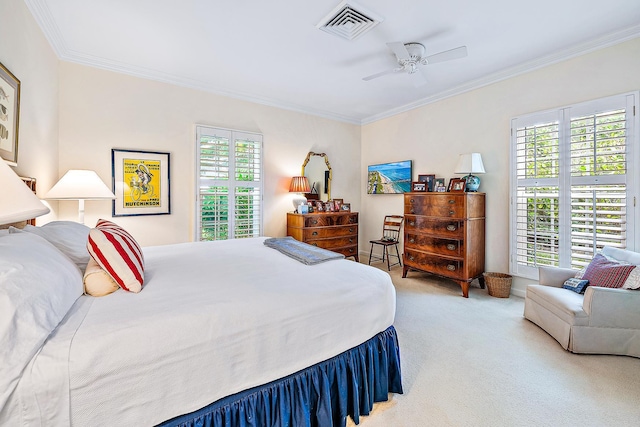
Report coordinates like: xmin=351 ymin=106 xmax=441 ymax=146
xmin=394 ymin=243 xmax=402 ymax=267
xmin=368 ymin=243 xmax=374 ymax=265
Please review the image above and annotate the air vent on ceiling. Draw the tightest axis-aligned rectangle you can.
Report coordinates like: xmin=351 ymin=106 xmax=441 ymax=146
xmin=316 ymin=1 xmax=383 ymax=41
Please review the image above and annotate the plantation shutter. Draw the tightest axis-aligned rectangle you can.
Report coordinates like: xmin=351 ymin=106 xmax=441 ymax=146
xmin=196 ymin=126 xmax=263 ymax=241
xmin=510 ymin=93 xmax=637 ymax=279
xmin=512 ymin=111 xmax=562 ymax=278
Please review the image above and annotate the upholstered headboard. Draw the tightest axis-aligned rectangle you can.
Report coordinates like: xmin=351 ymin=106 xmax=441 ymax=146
xmin=0 ymin=176 xmax=38 ymax=229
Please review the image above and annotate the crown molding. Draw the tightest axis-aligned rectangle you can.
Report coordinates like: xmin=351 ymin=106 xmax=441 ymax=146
xmin=25 ymin=0 xmax=640 ymax=127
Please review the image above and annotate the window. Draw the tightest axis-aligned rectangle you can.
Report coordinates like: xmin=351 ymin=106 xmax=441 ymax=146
xmin=510 ymin=93 xmax=638 ymax=278
xmin=196 ymin=125 xmax=263 ymax=241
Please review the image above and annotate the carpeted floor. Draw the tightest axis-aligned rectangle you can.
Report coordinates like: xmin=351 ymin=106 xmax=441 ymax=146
xmin=348 ymin=263 xmax=640 ymax=427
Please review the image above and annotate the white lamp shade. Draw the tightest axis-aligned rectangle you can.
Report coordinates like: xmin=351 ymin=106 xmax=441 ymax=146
xmin=45 ymin=170 xmax=115 ymax=200
xmin=454 ymin=153 xmax=486 ymax=174
xmin=0 ymin=160 xmax=50 ymax=224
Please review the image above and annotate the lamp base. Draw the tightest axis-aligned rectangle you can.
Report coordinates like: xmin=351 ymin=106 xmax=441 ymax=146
xmin=292 ymin=196 xmax=307 ymax=213
xmin=463 ymin=174 xmax=481 ymax=192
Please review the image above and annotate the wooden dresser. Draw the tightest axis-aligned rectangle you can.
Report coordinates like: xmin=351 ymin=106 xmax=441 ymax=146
xmin=287 ymin=212 xmax=359 ymax=261
xmin=403 ymin=192 xmax=485 ymax=297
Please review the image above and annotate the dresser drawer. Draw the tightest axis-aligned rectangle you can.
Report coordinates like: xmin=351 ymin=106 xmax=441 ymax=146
xmin=404 ymin=215 xmax=464 ymax=238
xmin=333 ymin=245 xmax=358 ymax=258
xmin=404 ymin=249 xmax=464 ymax=279
xmin=303 ymin=224 xmax=357 ymax=239
xmin=405 ymin=194 xmax=465 ymax=218
xmin=405 ymin=234 xmax=462 ymax=257
xmin=307 ymin=235 xmax=358 ymax=249
xmin=304 ymin=213 xmax=358 ymax=227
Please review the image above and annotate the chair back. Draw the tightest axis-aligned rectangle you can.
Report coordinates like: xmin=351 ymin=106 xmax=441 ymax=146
xmin=381 ymin=215 xmax=404 ymax=242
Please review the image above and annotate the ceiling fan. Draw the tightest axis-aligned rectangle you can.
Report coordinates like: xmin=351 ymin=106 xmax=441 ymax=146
xmin=363 ymin=42 xmax=468 ymax=86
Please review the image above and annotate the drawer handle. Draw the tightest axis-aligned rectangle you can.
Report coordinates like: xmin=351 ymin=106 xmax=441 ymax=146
xmin=311 ymin=219 xmax=318 ymax=225
xmin=348 ymin=248 xmax=354 ymax=253
xmin=410 ymin=208 xmax=415 ymax=214
xmin=312 ymin=243 xmax=318 ymax=247
xmin=446 ymin=224 xmax=457 ymax=231
xmin=409 ymin=237 xmax=416 ymax=243
xmin=447 ymin=264 xmax=456 ymax=271
xmin=349 ymin=218 xmax=356 ymax=223
xmin=349 ymin=227 xmax=354 ymax=232
xmin=447 ymin=244 xmax=456 ymax=251
xmin=408 ymin=255 xmax=415 ymax=261
xmin=410 ymin=199 xmax=415 ymax=203
xmin=448 ymin=199 xmax=455 ymax=204
xmin=349 ymin=238 xmax=354 ymax=243
xmin=312 ymin=231 xmax=318 ymax=236
xmin=408 ymin=221 xmax=415 ymax=226
xmin=449 ymin=210 xmax=455 ymax=215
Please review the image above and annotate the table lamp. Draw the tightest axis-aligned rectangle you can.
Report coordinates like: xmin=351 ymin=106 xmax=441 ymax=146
xmin=289 ymin=176 xmax=310 ymax=212
xmin=45 ymin=169 xmax=115 ymax=224
xmin=0 ymin=160 xmax=50 ymax=224
xmin=454 ymin=153 xmax=486 ymax=192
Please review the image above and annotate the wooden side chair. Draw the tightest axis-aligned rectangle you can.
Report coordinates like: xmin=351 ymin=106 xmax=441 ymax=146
xmin=368 ymin=215 xmax=404 ymax=270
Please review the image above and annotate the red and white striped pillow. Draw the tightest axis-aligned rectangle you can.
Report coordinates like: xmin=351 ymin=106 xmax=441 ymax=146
xmin=87 ymin=219 xmax=145 ymax=293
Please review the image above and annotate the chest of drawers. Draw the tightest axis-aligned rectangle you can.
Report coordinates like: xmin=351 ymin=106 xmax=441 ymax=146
xmin=287 ymin=212 xmax=359 ymax=261
xmin=403 ymin=192 xmax=485 ymax=297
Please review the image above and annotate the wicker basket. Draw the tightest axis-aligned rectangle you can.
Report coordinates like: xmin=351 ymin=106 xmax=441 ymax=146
xmin=483 ymin=272 xmax=513 ymax=298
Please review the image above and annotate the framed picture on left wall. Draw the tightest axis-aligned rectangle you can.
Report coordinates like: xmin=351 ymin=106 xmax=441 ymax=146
xmin=112 ymin=149 xmax=171 ymax=216
xmin=0 ymin=62 xmax=21 ymax=165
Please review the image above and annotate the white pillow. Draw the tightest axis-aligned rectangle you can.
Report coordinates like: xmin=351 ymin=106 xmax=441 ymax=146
xmin=10 ymin=221 xmax=91 ymax=273
xmin=83 ymin=257 xmax=120 ymax=297
xmin=0 ymin=232 xmax=83 ymax=410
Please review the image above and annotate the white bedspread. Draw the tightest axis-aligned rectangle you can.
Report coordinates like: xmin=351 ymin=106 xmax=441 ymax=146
xmin=12 ymin=237 xmax=396 ymax=426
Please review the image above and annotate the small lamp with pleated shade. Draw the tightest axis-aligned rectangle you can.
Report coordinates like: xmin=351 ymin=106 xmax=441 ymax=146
xmin=289 ymin=176 xmax=310 ymax=212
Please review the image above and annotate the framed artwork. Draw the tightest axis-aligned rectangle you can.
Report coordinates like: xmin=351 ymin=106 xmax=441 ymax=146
xmin=434 ymin=178 xmax=446 ymax=192
xmin=112 ymin=149 xmax=171 ymax=216
xmin=0 ymin=62 xmax=21 ymax=165
xmin=449 ymin=178 xmax=466 ymax=193
xmin=340 ymin=203 xmax=351 ymax=212
xmin=418 ymin=174 xmax=435 ymax=191
xmin=315 ymin=200 xmax=324 ymax=212
xmin=333 ymin=198 xmax=343 ymax=211
xmin=412 ymin=181 xmax=427 ymax=192
xmin=367 ymin=160 xmax=412 ymax=194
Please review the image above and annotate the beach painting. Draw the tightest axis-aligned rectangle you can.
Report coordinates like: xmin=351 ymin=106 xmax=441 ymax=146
xmin=367 ymin=160 xmax=412 ymax=194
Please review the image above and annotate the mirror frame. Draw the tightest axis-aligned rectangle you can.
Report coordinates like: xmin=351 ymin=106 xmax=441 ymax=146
xmin=301 ymin=152 xmax=332 ymax=201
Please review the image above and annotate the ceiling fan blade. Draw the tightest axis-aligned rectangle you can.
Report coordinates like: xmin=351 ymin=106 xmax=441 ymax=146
xmin=408 ymin=69 xmax=427 ymax=87
xmin=386 ymin=41 xmax=410 ymax=61
xmin=424 ymin=46 xmax=468 ymax=65
xmin=362 ymin=67 xmax=402 ymax=81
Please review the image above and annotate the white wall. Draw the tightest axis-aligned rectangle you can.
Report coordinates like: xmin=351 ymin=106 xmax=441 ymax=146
xmin=361 ymin=37 xmax=640 ymax=295
xmin=57 ymin=62 xmax=361 ymax=246
xmin=0 ymin=0 xmax=58 ymax=211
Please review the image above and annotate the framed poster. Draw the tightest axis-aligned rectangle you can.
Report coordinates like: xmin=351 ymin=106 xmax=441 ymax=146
xmin=112 ymin=149 xmax=171 ymax=216
xmin=0 ymin=62 xmax=21 ymax=165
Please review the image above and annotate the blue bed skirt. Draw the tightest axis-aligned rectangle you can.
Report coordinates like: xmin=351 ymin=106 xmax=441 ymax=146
xmin=158 ymin=326 xmax=403 ymax=427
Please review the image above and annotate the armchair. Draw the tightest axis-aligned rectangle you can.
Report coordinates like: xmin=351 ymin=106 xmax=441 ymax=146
xmin=524 ymin=246 xmax=640 ymax=358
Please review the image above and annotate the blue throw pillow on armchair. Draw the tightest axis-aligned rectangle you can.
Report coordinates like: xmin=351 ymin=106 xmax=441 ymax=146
xmin=562 ymin=278 xmax=590 ymax=294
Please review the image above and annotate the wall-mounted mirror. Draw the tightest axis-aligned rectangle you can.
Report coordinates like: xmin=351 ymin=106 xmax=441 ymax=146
xmin=302 ymin=152 xmax=331 ymax=201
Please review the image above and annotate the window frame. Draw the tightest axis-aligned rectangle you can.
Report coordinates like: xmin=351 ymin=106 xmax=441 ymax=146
xmin=509 ymin=92 xmax=639 ymax=280
xmin=194 ymin=125 xmax=264 ymax=241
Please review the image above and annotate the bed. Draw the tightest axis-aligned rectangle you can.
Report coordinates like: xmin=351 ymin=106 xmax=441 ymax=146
xmin=0 ymin=221 xmax=402 ymax=426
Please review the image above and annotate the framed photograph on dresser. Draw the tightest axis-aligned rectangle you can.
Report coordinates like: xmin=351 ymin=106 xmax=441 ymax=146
xmin=418 ymin=174 xmax=435 ymax=191
xmin=449 ymin=178 xmax=466 ymax=193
